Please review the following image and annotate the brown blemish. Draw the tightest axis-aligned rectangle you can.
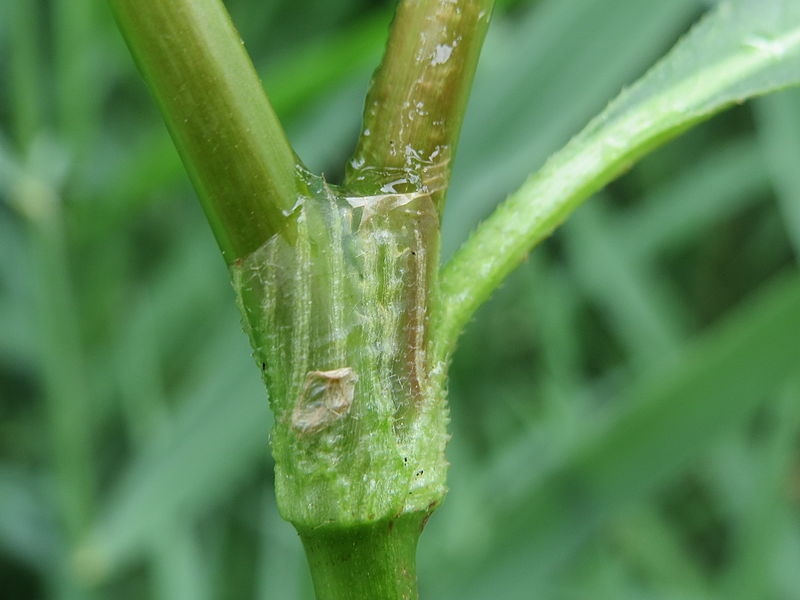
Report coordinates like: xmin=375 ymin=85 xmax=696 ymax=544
xmin=291 ymin=367 xmax=357 ymax=434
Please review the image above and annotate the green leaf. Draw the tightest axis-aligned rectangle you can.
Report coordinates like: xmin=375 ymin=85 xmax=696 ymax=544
xmin=436 ymin=0 xmax=800 ymax=359
xmin=443 ymin=0 xmax=699 ymax=257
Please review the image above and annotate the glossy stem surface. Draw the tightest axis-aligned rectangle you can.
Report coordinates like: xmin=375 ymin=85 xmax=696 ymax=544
xmin=346 ymin=0 xmax=494 ymax=212
xmin=109 ymin=0 xmax=299 ymax=262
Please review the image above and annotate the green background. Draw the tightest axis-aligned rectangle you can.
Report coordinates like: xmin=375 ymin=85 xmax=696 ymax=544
xmin=1 ymin=0 xmax=799 ymax=598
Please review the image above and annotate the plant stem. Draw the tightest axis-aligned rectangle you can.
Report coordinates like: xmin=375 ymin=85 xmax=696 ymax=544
xmin=108 ymin=0 xmax=300 ymax=263
xmin=299 ymin=514 xmax=425 ymax=600
xmin=346 ymin=0 xmax=494 ymax=211
xmin=110 ymin=2 xmax=496 ymax=599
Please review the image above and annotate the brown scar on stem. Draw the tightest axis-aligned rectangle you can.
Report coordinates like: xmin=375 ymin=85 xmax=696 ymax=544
xmin=291 ymin=367 xmax=357 ymax=434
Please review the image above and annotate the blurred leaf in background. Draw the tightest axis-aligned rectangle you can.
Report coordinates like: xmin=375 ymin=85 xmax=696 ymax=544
xmin=1 ymin=1 xmax=799 ymax=599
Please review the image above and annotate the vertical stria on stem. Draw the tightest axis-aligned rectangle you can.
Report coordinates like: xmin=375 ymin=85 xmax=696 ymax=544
xmin=109 ymin=0 xmax=301 ymax=262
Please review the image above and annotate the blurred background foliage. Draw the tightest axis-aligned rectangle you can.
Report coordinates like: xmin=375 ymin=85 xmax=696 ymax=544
xmin=1 ymin=0 xmax=800 ymax=598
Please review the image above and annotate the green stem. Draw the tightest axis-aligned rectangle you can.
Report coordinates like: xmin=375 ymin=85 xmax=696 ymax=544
xmin=300 ymin=514 xmax=425 ymax=600
xmin=110 ymin=2 xmax=496 ymax=599
xmin=108 ymin=0 xmax=300 ymax=263
xmin=346 ymin=0 xmax=494 ymax=211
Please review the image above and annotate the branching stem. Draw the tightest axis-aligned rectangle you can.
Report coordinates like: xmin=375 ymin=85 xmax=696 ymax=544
xmin=346 ymin=0 xmax=494 ymax=212
xmin=109 ymin=0 xmax=300 ymax=263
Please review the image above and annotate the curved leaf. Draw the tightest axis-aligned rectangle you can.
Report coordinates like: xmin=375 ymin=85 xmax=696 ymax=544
xmin=436 ymin=0 xmax=800 ymax=358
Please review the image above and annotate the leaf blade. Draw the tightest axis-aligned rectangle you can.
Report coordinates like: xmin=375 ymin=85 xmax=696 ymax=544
xmin=436 ymin=0 xmax=800 ymax=358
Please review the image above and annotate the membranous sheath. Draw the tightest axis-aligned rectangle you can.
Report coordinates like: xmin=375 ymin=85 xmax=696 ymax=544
xmin=231 ymin=167 xmax=447 ymax=529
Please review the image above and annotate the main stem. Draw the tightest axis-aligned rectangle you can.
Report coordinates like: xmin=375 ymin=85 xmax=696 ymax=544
xmin=110 ymin=1 xmax=494 ymax=598
xmin=300 ymin=515 xmax=424 ymax=600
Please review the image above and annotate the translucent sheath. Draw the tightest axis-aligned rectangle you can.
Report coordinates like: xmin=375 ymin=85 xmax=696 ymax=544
xmin=232 ymin=170 xmax=448 ymax=528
